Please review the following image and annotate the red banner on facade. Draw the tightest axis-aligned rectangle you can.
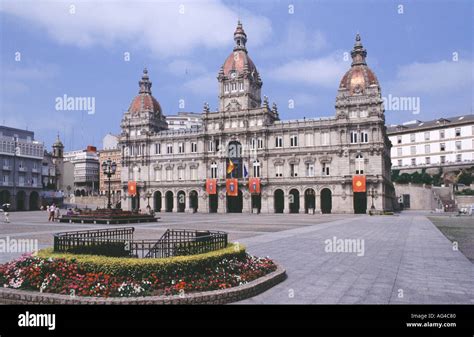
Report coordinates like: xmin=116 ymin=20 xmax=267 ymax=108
xmin=352 ymin=176 xmax=366 ymax=192
xmin=128 ymin=181 xmax=137 ymax=196
xmin=226 ymin=178 xmax=238 ymax=196
xmin=248 ymin=178 xmax=261 ymax=194
xmin=206 ymin=179 xmax=217 ymax=195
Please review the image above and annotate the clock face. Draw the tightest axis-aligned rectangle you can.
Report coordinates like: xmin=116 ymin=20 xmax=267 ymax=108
xmin=231 ymin=72 xmax=236 ymax=78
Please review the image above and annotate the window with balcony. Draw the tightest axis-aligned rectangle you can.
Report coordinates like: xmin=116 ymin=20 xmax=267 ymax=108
xmin=397 ymin=136 xmax=402 ymax=144
xmin=456 ymin=154 xmax=462 ymax=162
xmin=155 ymin=143 xmax=161 ymax=154
xmin=275 ymin=136 xmax=283 ymax=148
xmin=322 ymin=163 xmax=330 ymax=176
xmin=257 ymin=138 xmax=264 ymax=149
xmin=424 ymin=132 xmax=430 ymax=141
xmin=191 ymin=142 xmax=197 ymax=153
xmin=167 ymin=144 xmax=173 ymax=154
xmin=425 ymin=157 xmax=431 ymax=165
xmin=290 ymin=135 xmax=298 ymax=147
xmin=397 ymin=159 xmax=402 ymax=166
xmin=360 ymin=131 xmax=369 ymax=143
xmin=253 ymin=160 xmax=261 ymax=177
xmin=350 ymin=131 xmax=358 ymax=144
xmin=190 ymin=167 xmax=197 ymax=180
xmin=275 ymin=165 xmax=282 ymax=177
xmin=410 ymin=134 xmax=416 ymax=142
xmin=440 ymin=143 xmax=446 ymax=151
xmin=210 ymin=162 xmax=218 ymax=178
xmin=306 ymin=164 xmax=314 ymax=177
xmin=440 ymin=155 xmax=446 ymax=164
xmin=411 ymin=158 xmax=416 ymax=166
xmin=440 ymin=130 xmax=445 ymax=139
xmin=355 ymin=154 xmax=364 ymax=174
xmin=290 ymin=163 xmax=298 ymax=177
xmin=178 ymin=143 xmax=184 ymax=154
xmin=455 ymin=128 xmax=461 ymax=137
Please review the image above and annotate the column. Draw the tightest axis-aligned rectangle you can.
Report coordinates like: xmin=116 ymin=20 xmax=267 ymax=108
xmin=299 ymin=193 xmax=305 ymax=214
xmin=218 ymin=190 xmax=226 ymax=213
xmin=161 ymin=194 xmax=166 ymax=213
xmin=284 ymin=193 xmax=290 ymax=214
xmin=265 ymin=194 xmax=274 ymax=214
xmin=172 ymin=194 xmax=178 ymax=212
xmin=315 ymin=192 xmax=321 ymax=214
xmin=242 ymin=191 xmax=251 ymax=213
xmin=199 ymin=194 xmax=209 ymax=213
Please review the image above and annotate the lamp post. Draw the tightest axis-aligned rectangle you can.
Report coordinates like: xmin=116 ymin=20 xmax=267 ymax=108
xmin=369 ymin=187 xmax=378 ymax=211
xmin=146 ymin=191 xmax=152 ymax=208
xmin=101 ymin=159 xmax=117 ymax=209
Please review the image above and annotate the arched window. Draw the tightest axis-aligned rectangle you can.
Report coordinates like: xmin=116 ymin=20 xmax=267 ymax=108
xmin=211 ymin=161 xmax=218 ymax=178
xmin=355 ymin=154 xmax=364 ymax=174
xmin=253 ymin=160 xmax=261 ymax=178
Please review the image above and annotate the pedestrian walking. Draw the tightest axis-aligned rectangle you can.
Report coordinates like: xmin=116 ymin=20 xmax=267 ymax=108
xmin=54 ymin=205 xmax=61 ymax=221
xmin=48 ymin=204 xmax=55 ymax=222
xmin=2 ymin=203 xmax=10 ymax=223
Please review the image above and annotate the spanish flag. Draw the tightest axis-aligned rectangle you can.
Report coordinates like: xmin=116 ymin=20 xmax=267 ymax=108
xmin=206 ymin=179 xmax=217 ymax=195
xmin=128 ymin=181 xmax=137 ymax=196
xmin=352 ymin=175 xmax=366 ymax=192
xmin=226 ymin=159 xmax=235 ymax=175
xmin=226 ymin=178 xmax=238 ymax=196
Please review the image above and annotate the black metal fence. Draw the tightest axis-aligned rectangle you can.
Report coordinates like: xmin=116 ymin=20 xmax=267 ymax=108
xmin=53 ymin=227 xmax=228 ymax=258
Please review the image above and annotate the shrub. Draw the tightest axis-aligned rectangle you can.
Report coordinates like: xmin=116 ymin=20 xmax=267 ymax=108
xmin=37 ymin=243 xmax=246 ymax=278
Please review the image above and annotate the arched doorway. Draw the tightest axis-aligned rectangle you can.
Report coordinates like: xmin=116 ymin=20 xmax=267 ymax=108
xmin=227 ymin=190 xmax=243 ymax=213
xmin=177 ymin=191 xmax=186 ymax=212
xmin=209 ymin=194 xmax=218 ymax=213
xmin=251 ymin=194 xmax=261 ymax=213
xmin=131 ymin=190 xmax=140 ymax=211
xmin=0 ymin=190 xmax=11 ymax=205
xmin=304 ymin=188 xmax=316 ymax=213
xmin=29 ymin=191 xmax=40 ymax=210
xmin=153 ymin=191 xmax=162 ymax=212
xmin=274 ymin=189 xmax=284 ymax=213
xmin=320 ymin=188 xmax=332 ymax=214
xmin=165 ymin=191 xmax=174 ymax=212
xmin=75 ymin=190 xmax=81 ymax=197
xmin=189 ymin=190 xmax=198 ymax=212
xmin=353 ymin=192 xmax=367 ymax=214
xmin=289 ymin=189 xmax=300 ymax=213
xmin=16 ymin=191 xmax=26 ymax=211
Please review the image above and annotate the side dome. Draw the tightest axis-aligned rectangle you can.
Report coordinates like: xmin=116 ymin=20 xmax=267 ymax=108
xmin=338 ymin=34 xmax=379 ymax=95
xmin=128 ymin=68 xmax=162 ymax=115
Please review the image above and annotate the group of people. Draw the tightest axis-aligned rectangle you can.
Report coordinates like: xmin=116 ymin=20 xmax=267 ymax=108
xmin=46 ymin=204 xmax=61 ymax=221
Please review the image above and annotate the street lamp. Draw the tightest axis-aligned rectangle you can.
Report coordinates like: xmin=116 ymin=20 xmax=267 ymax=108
xmin=146 ymin=191 xmax=152 ymax=208
xmin=369 ymin=187 xmax=378 ymax=211
xmin=101 ymin=159 xmax=117 ymax=209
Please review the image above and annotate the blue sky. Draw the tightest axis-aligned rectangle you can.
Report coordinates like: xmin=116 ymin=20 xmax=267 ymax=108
xmin=1 ymin=0 xmax=472 ymax=151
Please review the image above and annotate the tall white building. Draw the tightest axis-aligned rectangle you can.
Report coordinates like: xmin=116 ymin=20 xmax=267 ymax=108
xmin=387 ymin=115 xmax=474 ymax=170
xmin=64 ymin=146 xmax=100 ymax=196
xmin=166 ymin=112 xmax=202 ymax=130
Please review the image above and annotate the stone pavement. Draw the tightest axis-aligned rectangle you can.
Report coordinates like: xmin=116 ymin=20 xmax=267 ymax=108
xmin=238 ymin=213 xmax=474 ymax=304
xmin=1 ymin=211 xmax=473 ymax=304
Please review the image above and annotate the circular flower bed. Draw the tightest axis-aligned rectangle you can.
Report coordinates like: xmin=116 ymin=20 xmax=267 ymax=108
xmin=0 ymin=248 xmax=277 ymax=298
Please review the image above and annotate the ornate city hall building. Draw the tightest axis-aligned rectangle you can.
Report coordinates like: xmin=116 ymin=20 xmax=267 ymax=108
xmin=119 ymin=22 xmax=396 ymax=214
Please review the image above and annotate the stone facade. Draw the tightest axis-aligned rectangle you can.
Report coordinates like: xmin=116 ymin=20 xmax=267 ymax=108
xmin=119 ymin=23 xmax=395 ymax=214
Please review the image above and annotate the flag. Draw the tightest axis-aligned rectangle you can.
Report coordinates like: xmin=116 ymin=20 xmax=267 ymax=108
xmin=249 ymin=178 xmax=260 ymax=194
xmin=128 ymin=181 xmax=137 ymax=196
xmin=206 ymin=179 xmax=217 ymax=195
xmin=243 ymin=164 xmax=249 ymax=178
xmin=226 ymin=178 xmax=238 ymax=196
xmin=352 ymin=176 xmax=366 ymax=192
xmin=226 ymin=159 xmax=235 ymax=175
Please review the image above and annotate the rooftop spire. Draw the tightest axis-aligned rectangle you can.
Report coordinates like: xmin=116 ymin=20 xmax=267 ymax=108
xmin=138 ymin=67 xmax=152 ymax=94
xmin=233 ymin=20 xmax=247 ymax=52
xmin=351 ymin=33 xmax=367 ymax=66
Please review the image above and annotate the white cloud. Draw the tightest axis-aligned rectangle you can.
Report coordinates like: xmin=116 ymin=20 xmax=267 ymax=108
xmin=166 ymin=59 xmax=207 ymax=77
xmin=183 ymin=72 xmax=216 ymax=96
xmin=387 ymin=60 xmax=473 ymax=95
xmin=1 ymin=0 xmax=272 ymax=58
xmin=268 ymin=54 xmax=347 ymax=88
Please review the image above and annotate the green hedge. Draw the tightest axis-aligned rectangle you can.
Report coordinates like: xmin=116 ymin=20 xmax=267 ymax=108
xmin=37 ymin=243 xmax=246 ymax=278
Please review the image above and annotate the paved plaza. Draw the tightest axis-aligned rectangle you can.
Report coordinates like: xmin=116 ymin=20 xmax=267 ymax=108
xmin=1 ymin=211 xmax=473 ymax=304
